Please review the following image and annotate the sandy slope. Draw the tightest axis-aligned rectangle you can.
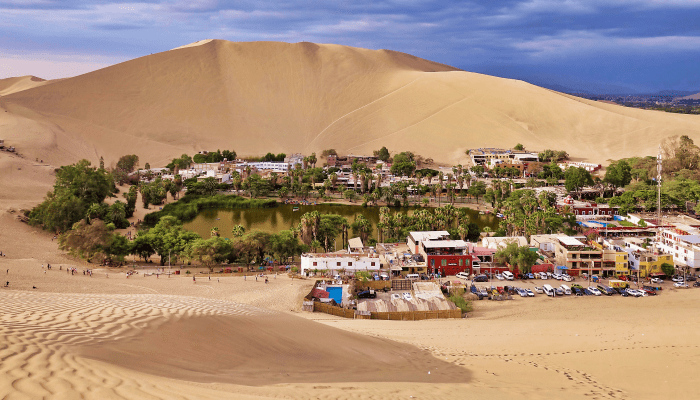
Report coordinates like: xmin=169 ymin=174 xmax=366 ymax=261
xmin=2 ymin=39 xmax=699 ymax=170
xmin=0 ymin=75 xmax=54 ymax=96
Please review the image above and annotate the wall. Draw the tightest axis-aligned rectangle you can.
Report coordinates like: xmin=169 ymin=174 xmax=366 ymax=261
xmin=427 ymin=255 xmax=473 ymax=276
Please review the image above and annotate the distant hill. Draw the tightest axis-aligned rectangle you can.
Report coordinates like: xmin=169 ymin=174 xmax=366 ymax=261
xmin=0 ymin=75 xmax=52 ymax=96
xmin=2 ymin=39 xmax=700 ymax=168
xmin=680 ymin=92 xmax=700 ymax=100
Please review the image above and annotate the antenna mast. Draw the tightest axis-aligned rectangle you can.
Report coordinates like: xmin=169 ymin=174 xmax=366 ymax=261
xmin=657 ymin=144 xmax=662 ymax=228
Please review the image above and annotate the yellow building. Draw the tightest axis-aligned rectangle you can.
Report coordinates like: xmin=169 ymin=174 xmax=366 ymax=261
xmin=603 ymin=250 xmax=629 ymax=277
xmin=637 ymin=254 xmax=673 ymax=278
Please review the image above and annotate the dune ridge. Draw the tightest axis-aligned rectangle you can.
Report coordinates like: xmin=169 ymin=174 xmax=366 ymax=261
xmin=2 ymin=39 xmax=699 ymax=168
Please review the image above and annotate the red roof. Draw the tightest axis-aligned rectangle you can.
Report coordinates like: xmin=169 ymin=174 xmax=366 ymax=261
xmin=310 ymin=288 xmax=329 ymax=298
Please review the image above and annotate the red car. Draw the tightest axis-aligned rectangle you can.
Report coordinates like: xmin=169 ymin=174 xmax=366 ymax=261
xmin=640 ymin=288 xmax=657 ymax=296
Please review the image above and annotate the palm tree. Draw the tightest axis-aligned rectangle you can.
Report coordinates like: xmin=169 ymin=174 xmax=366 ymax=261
xmin=232 ymin=225 xmax=246 ymax=238
xmin=86 ymin=203 xmax=103 ymax=223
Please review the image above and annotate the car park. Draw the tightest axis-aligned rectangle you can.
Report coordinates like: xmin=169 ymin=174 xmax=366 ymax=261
xmin=456 ymin=272 xmax=470 ymax=280
xmin=526 ymin=288 xmax=535 ymax=297
xmin=587 ymin=286 xmax=602 ymax=296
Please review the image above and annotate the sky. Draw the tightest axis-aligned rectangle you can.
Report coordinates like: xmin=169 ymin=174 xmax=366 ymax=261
xmin=1 ymin=0 xmax=699 ymax=93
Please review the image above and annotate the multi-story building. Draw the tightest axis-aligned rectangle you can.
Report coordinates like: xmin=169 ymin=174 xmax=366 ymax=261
xmin=407 ymin=231 xmax=476 ymax=276
xmin=300 ymin=253 xmax=383 ymax=275
xmin=621 ymin=238 xmax=674 ymax=278
xmin=656 ymin=224 xmax=700 ymax=273
xmin=554 ymin=236 xmax=603 ymax=276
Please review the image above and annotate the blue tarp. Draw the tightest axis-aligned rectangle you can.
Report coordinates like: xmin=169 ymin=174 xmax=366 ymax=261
xmin=556 ymin=266 xmax=568 ymax=270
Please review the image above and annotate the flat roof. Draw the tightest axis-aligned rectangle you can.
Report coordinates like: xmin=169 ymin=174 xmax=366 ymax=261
xmin=558 ymin=236 xmax=586 ymax=246
xmin=422 ymin=240 xmax=468 ymax=249
xmin=409 ymin=231 xmax=450 ymax=242
xmin=348 ymin=238 xmax=364 ymax=248
xmin=678 ymin=235 xmax=700 ymax=245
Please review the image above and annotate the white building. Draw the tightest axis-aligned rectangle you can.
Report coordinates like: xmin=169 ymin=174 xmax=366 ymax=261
xmin=656 ymin=225 xmax=700 ymax=272
xmin=241 ymin=161 xmax=290 ymax=173
xmin=300 ymin=253 xmax=382 ymax=275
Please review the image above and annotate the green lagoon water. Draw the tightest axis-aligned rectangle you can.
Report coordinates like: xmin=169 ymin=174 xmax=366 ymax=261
xmin=183 ymin=203 xmax=500 ymax=240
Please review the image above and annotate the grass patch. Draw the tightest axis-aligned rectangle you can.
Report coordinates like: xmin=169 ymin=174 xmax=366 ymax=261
xmin=618 ymin=220 xmax=637 ymax=227
xmin=143 ymin=194 xmax=277 ymax=227
xmin=448 ymin=288 xmax=473 ymax=313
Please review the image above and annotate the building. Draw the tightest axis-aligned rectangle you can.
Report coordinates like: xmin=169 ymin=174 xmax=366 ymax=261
xmin=620 ymin=238 xmax=673 ymax=278
xmin=241 ymin=161 xmax=290 ymax=173
xmin=558 ymin=161 xmax=602 ymax=172
xmin=284 ymin=154 xmax=304 ymax=168
xmin=656 ymin=225 xmax=700 ymax=273
xmin=558 ymin=196 xmax=618 ymax=218
xmin=553 ymin=236 xmax=603 ymax=276
xmin=300 ymin=253 xmax=382 ymax=275
xmin=482 ymin=236 xmax=528 ymax=250
xmin=407 ymin=231 xmax=475 ymax=276
xmin=469 ymin=148 xmax=539 ymax=166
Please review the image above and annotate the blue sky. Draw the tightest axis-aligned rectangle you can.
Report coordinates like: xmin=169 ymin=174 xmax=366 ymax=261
xmin=1 ymin=0 xmax=699 ymax=93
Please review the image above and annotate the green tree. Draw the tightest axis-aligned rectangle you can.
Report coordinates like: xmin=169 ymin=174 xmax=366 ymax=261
xmin=390 ymin=152 xmax=416 ymax=176
xmin=661 ymin=262 xmax=675 ymax=277
xmin=186 ymin=237 xmax=232 ymax=272
xmin=494 ymin=242 xmax=539 ymax=274
xmin=564 ymin=167 xmax=594 ymax=197
xmin=514 ymin=143 xmax=524 ymax=151
xmin=351 ymin=215 xmax=372 ymax=243
xmin=374 ymin=146 xmax=391 ymax=162
xmin=605 ymin=160 xmax=633 ymax=191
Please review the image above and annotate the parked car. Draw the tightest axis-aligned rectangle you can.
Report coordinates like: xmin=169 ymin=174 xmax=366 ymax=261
xmin=516 ymin=288 xmax=528 ymax=297
xmin=686 ymin=276 xmax=697 ymax=281
xmin=542 ymin=284 xmax=555 ymax=297
xmin=526 ymin=288 xmax=535 ymax=297
xmin=640 ymin=288 xmax=657 ymax=296
xmin=650 ymin=277 xmax=664 ymax=284
xmin=495 ymin=274 xmax=505 ymax=280
xmin=562 ymin=274 xmax=573 ymax=282
xmin=572 ymin=287 xmax=583 ymax=296
xmin=560 ymin=284 xmax=572 ymax=295
xmin=539 ymin=272 xmax=548 ymax=280
xmin=583 ymin=288 xmax=593 ymax=295
xmin=626 ymin=289 xmax=643 ymax=297
xmin=357 ymin=290 xmax=377 ymax=299
xmin=587 ymin=286 xmax=602 ymax=296
xmin=526 ymin=273 xmax=535 ymax=280
xmin=571 ymin=283 xmax=584 ymax=290
xmin=456 ymin=272 xmax=470 ymax=280
xmin=474 ymin=275 xmax=488 ymax=282
xmin=674 ymin=282 xmax=689 ymax=288
xmin=694 ymin=281 xmax=700 ymax=288
xmin=597 ymin=285 xmax=615 ymax=296
xmin=555 ymin=287 xmax=564 ymax=296
xmin=479 ymin=287 xmax=490 ymax=297
xmin=534 ymin=286 xmax=544 ymax=294
xmin=672 ymin=276 xmax=684 ymax=282
xmin=502 ymin=271 xmax=514 ymax=281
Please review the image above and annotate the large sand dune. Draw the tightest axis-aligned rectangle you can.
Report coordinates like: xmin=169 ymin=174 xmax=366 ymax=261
xmin=3 ymin=39 xmax=700 ymax=169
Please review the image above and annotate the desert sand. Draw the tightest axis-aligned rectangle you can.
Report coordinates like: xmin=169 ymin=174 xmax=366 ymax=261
xmin=1 ymin=40 xmax=699 ymax=170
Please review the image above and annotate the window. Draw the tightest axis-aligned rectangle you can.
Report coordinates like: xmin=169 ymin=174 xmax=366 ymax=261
xmin=337 ymin=262 xmax=341 ymax=266
xmin=313 ymin=262 xmax=317 ymax=266
xmin=441 ymin=259 xmax=447 ymax=266
xmin=348 ymin=262 xmax=352 ymax=266
xmin=459 ymin=259 xmax=463 ymax=266
xmin=431 ymin=259 xmax=435 ymax=267
xmin=371 ymin=262 xmax=375 ymax=267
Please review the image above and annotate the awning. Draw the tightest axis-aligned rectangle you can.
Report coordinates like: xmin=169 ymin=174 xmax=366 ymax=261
xmin=556 ymin=266 xmax=569 ymax=270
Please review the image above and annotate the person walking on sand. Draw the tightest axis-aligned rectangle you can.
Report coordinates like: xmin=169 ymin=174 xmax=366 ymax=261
xmin=193 ymin=276 xmax=196 ymax=283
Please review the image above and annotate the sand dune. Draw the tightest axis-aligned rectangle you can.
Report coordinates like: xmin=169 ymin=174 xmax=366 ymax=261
xmin=680 ymin=91 xmax=700 ymax=100
xmin=0 ymin=75 xmax=53 ymax=96
xmin=3 ymin=39 xmax=699 ymax=169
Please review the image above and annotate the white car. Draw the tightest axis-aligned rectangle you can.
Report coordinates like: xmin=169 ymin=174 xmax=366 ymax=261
xmin=672 ymin=276 xmax=684 ymax=282
xmin=562 ymin=274 xmax=573 ymax=282
xmin=560 ymin=284 xmax=572 ymax=295
xmin=534 ymin=286 xmax=544 ymax=294
xmin=587 ymin=286 xmax=602 ymax=296
xmin=539 ymin=272 xmax=548 ymax=280
xmin=502 ymin=271 xmax=514 ymax=281
xmin=495 ymin=274 xmax=504 ymax=280
xmin=674 ymin=282 xmax=689 ymax=288
xmin=627 ymin=289 xmax=646 ymax=297
xmin=552 ymin=273 xmax=562 ymax=280
xmin=542 ymin=284 xmax=555 ymax=297
xmin=403 ymin=292 xmax=413 ymax=301
xmin=526 ymin=288 xmax=535 ymax=297
xmin=651 ymin=277 xmax=664 ymax=284
xmin=456 ymin=272 xmax=470 ymax=280
xmin=517 ymin=288 xmax=528 ymax=297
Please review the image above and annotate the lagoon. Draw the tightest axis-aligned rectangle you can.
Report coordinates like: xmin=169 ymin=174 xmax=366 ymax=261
xmin=183 ymin=203 xmax=500 ymax=240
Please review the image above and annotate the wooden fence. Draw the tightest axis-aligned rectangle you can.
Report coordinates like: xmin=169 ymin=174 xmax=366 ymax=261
xmin=356 ymin=280 xmax=392 ymax=291
xmin=312 ymin=301 xmax=461 ymax=320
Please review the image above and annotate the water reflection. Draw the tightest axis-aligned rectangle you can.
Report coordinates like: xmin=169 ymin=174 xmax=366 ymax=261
xmin=183 ymin=204 xmax=499 ymax=240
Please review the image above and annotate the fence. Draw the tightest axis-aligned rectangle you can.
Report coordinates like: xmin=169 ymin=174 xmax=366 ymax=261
xmin=311 ymin=301 xmax=461 ymax=320
xmin=356 ymin=280 xmax=391 ymax=291
xmin=391 ymin=279 xmax=413 ymax=291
